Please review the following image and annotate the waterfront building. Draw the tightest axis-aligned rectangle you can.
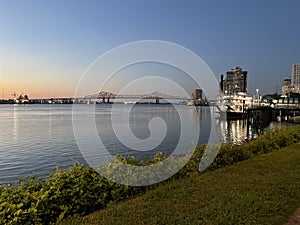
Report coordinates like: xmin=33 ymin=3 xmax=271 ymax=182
xmin=281 ymin=84 xmax=300 ymax=95
xmin=281 ymin=63 xmax=300 ymax=95
xmin=220 ymin=67 xmax=248 ymax=95
xmin=192 ymin=88 xmax=206 ymax=105
xmin=289 ymin=85 xmax=300 ymax=94
xmin=281 ymin=78 xmax=291 ymax=95
xmin=192 ymin=89 xmax=202 ymax=102
xmin=291 ymin=63 xmax=300 ymax=85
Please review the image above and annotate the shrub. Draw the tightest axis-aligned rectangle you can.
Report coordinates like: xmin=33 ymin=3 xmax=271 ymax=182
xmin=1 ymin=125 xmax=299 ymax=224
xmin=0 ymin=164 xmax=143 ymax=225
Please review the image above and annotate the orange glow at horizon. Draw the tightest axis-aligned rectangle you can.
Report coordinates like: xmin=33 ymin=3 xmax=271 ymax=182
xmin=0 ymin=50 xmax=85 ymax=99
xmin=1 ymin=79 xmax=78 ymax=99
xmin=1 ymin=86 xmax=77 ymax=99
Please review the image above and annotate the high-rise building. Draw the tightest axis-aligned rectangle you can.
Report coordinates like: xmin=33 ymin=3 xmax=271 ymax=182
xmin=220 ymin=67 xmax=247 ymax=95
xmin=192 ymin=89 xmax=202 ymax=102
xmin=291 ymin=63 xmax=300 ymax=85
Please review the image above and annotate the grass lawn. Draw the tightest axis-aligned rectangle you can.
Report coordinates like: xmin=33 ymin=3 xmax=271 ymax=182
xmin=63 ymin=143 xmax=300 ymax=225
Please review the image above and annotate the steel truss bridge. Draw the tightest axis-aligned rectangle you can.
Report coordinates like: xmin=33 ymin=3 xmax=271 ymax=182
xmin=30 ymin=91 xmax=189 ymax=104
xmin=84 ymin=91 xmax=189 ymax=104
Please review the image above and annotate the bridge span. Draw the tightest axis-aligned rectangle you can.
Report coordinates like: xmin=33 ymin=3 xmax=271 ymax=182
xmin=30 ymin=91 xmax=190 ymax=104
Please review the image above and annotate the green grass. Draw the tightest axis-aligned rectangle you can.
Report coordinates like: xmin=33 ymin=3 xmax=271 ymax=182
xmin=2 ymin=126 xmax=300 ymax=224
xmin=63 ymin=143 xmax=300 ymax=225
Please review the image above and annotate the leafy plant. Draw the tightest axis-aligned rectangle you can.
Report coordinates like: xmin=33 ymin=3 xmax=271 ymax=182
xmin=1 ymin=125 xmax=300 ymax=224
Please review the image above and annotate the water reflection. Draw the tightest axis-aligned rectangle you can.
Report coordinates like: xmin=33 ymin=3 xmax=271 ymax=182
xmin=195 ymin=107 xmax=202 ymax=120
xmin=217 ymin=119 xmax=245 ymax=144
xmin=215 ymin=117 xmax=294 ymax=145
xmin=13 ymin=105 xmax=18 ymax=139
xmin=48 ymin=105 xmax=52 ymax=138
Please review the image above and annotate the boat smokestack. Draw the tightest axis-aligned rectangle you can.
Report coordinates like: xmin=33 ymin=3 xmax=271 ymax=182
xmin=243 ymin=73 xmax=247 ymax=93
xmin=220 ymin=74 xmax=224 ymax=92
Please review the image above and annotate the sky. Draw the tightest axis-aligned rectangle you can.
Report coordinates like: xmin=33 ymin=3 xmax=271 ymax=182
xmin=1 ymin=0 xmax=300 ymax=99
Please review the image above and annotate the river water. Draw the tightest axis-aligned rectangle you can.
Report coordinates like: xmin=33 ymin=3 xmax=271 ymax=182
xmin=0 ymin=104 xmax=292 ymax=184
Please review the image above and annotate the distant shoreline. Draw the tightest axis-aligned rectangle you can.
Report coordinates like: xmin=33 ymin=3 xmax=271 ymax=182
xmin=0 ymin=102 xmax=175 ymax=105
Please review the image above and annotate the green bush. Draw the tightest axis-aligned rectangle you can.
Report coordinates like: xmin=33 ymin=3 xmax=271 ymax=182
xmin=0 ymin=164 xmax=143 ymax=225
xmin=1 ymin=125 xmax=300 ymax=224
xmin=205 ymin=126 xmax=300 ymax=172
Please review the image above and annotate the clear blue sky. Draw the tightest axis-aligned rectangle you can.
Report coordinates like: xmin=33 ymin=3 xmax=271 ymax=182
xmin=1 ymin=0 xmax=300 ymax=98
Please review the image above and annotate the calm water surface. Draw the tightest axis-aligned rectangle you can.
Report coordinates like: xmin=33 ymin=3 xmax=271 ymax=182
xmin=0 ymin=104 xmax=292 ymax=184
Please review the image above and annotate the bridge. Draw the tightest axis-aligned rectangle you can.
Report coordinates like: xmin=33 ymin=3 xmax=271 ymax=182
xmin=30 ymin=91 xmax=190 ymax=104
xmin=84 ymin=91 xmax=189 ymax=104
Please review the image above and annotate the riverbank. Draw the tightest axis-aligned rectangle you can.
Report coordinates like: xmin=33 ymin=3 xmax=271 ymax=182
xmin=64 ymin=142 xmax=300 ymax=225
xmin=1 ymin=125 xmax=300 ymax=224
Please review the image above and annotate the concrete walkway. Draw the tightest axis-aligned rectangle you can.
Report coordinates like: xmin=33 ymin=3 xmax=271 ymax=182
xmin=286 ymin=208 xmax=300 ymax=225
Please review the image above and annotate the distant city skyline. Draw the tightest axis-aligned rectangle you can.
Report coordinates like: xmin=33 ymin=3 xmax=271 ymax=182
xmin=1 ymin=0 xmax=300 ymax=99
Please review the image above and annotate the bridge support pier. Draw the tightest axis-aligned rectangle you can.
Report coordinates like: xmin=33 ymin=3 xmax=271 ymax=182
xmin=156 ymin=97 xmax=159 ymax=104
